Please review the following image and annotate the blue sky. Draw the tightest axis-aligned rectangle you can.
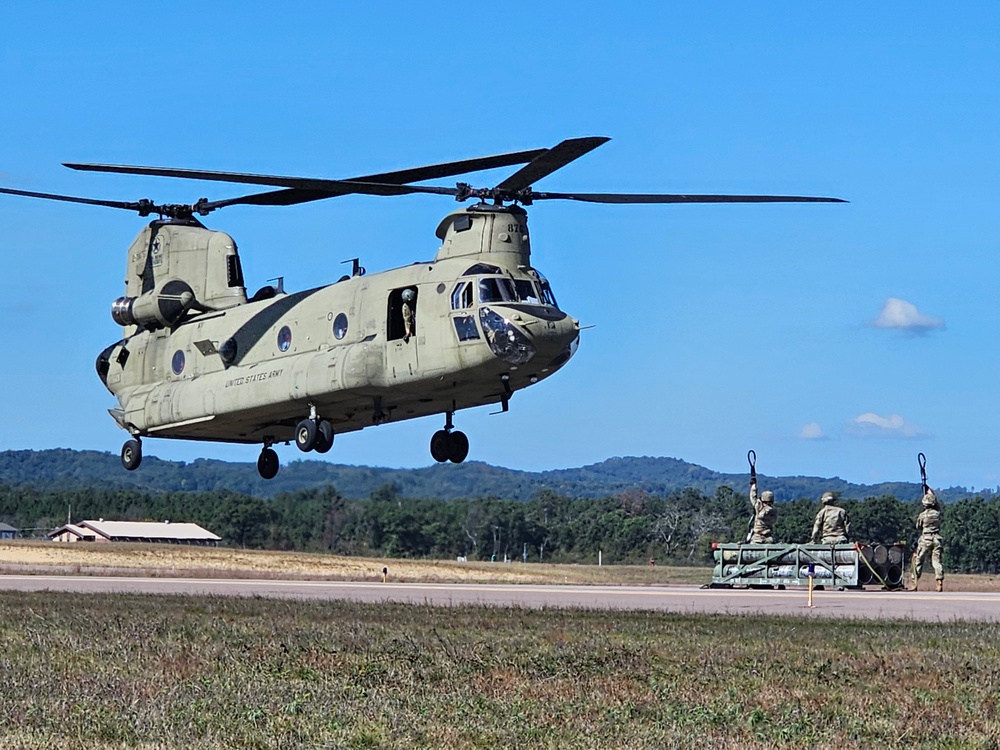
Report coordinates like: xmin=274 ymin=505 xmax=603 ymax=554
xmin=1 ymin=3 xmax=998 ymax=492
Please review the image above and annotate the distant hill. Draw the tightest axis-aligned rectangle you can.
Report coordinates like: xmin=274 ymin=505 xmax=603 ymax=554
xmin=0 ymin=449 xmax=972 ymax=503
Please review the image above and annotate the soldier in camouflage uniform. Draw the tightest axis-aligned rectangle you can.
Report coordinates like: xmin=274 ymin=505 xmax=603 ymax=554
xmin=748 ymin=477 xmax=776 ymax=543
xmin=810 ymin=491 xmax=850 ymax=544
xmin=401 ymin=288 xmax=416 ymax=343
xmin=911 ymin=489 xmax=944 ymax=592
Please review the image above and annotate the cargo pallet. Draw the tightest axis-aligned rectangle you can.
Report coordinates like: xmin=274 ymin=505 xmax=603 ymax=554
xmin=710 ymin=542 xmax=905 ymax=589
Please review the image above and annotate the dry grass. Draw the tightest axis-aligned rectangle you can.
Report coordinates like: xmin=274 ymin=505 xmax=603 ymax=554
xmin=2 ymin=540 xmax=996 ymax=591
xmin=0 ymin=540 xmax=709 ymax=585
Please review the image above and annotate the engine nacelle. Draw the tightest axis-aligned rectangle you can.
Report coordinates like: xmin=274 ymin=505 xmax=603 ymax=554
xmin=111 ymin=278 xmax=197 ymax=330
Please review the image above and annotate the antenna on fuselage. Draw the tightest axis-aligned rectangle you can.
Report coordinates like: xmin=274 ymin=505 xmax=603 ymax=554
xmin=342 ymin=258 xmax=366 ymax=277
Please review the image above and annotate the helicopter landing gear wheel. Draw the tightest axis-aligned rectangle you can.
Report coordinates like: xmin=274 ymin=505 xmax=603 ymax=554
xmin=121 ymin=438 xmax=142 ymax=471
xmin=429 ymin=428 xmax=470 ymax=464
xmin=448 ymin=430 xmax=469 ymax=464
xmin=295 ymin=418 xmax=318 ymax=452
xmin=430 ymin=430 xmax=451 ymax=463
xmin=314 ymin=420 xmax=334 ymax=454
xmin=257 ymin=447 xmax=279 ymax=480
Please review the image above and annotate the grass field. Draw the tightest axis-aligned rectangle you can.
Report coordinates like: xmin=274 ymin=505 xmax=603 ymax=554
xmin=1 ymin=591 xmax=999 ymax=749
xmin=2 ymin=542 xmax=999 ymax=747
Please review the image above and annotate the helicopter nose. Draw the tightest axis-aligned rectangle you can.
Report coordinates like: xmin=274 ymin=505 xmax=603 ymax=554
xmin=479 ymin=306 xmax=579 ymax=368
xmin=533 ymin=317 xmax=580 ymax=370
xmin=515 ymin=311 xmax=580 ymax=367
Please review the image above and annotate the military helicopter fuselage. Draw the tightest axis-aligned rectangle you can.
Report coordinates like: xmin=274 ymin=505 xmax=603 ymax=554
xmin=0 ymin=136 xmax=843 ymax=479
xmin=96 ymin=203 xmax=578 ymax=474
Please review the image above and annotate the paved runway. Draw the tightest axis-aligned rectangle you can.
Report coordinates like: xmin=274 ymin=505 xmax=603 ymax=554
xmin=1 ymin=574 xmax=998 ymax=621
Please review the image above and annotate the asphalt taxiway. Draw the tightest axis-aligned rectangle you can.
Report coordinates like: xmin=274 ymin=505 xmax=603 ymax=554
xmin=1 ymin=575 xmax=997 ymax=621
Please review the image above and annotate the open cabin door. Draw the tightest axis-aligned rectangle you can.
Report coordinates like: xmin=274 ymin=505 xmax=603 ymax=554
xmin=385 ymin=287 xmax=418 ymax=378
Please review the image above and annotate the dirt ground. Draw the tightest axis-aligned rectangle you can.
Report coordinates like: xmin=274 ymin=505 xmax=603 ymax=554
xmin=1 ymin=541 xmax=995 ymax=590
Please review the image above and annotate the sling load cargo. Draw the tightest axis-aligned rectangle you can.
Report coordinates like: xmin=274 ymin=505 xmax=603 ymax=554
xmin=710 ymin=542 xmax=906 ymax=589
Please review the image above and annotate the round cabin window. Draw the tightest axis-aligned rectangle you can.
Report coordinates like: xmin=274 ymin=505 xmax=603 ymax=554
xmin=333 ymin=313 xmax=348 ymax=340
xmin=219 ymin=338 xmax=238 ymax=365
xmin=171 ymin=350 xmax=185 ymax=375
xmin=277 ymin=325 xmax=292 ymax=352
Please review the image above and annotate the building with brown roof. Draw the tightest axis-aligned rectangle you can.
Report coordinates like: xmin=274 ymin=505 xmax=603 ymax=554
xmin=48 ymin=520 xmax=220 ymax=545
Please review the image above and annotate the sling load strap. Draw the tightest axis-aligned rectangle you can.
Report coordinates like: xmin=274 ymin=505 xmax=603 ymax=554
xmin=855 ymin=543 xmax=891 ymax=590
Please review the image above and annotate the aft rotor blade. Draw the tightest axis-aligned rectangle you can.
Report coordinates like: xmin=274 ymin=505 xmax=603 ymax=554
xmin=199 ymin=184 xmax=427 ymax=212
xmin=529 ymin=191 xmax=847 ymax=204
xmin=494 ymin=137 xmax=610 ymax=193
xmin=63 ymin=146 xmax=550 ymax=194
xmin=0 ymin=186 xmax=145 ymax=212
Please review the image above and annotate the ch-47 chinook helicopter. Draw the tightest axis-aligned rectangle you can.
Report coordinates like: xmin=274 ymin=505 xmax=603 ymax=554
xmin=0 ymin=137 xmax=843 ymax=479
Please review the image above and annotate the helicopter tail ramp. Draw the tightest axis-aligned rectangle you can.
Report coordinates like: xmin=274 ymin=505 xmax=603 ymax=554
xmin=710 ymin=543 xmax=905 ymax=590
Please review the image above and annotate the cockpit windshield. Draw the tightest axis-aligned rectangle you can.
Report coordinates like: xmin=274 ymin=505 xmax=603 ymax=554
xmin=514 ymin=279 xmax=541 ymax=304
xmin=477 ymin=277 xmax=512 ymax=304
xmin=472 ymin=274 xmax=558 ymax=308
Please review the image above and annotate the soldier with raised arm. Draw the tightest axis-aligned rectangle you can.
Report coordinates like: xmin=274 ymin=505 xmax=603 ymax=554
xmin=748 ymin=476 xmax=776 ymax=544
xmin=911 ymin=488 xmax=944 ymax=592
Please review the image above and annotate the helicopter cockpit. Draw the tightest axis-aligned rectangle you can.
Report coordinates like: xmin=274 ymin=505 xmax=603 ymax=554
xmin=451 ymin=264 xmax=560 ymax=312
xmin=448 ymin=264 xmax=569 ymax=366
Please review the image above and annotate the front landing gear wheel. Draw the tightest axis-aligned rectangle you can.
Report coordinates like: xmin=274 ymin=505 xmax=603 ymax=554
xmin=121 ymin=439 xmax=142 ymax=471
xmin=430 ymin=430 xmax=451 ymax=463
xmin=295 ymin=419 xmax=318 ymax=452
xmin=257 ymin=447 xmax=279 ymax=480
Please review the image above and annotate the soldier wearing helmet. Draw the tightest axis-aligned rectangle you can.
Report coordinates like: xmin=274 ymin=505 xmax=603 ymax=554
xmin=911 ymin=488 xmax=944 ymax=591
xmin=401 ymin=288 xmax=416 ymax=342
xmin=748 ymin=476 xmax=776 ymax=544
xmin=810 ymin=491 xmax=850 ymax=544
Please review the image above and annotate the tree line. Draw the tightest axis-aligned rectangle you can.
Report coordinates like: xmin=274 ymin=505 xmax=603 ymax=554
xmin=1 ymin=483 xmax=998 ymax=573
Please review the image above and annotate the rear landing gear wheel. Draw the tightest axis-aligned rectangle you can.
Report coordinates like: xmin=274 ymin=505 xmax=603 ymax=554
xmin=257 ymin=447 xmax=279 ymax=479
xmin=429 ymin=429 xmax=470 ymax=463
xmin=121 ymin=439 xmax=142 ymax=471
xmin=448 ymin=430 xmax=469 ymax=464
xmin=314 ymin=420 xmax=334 ymax=454
xmin=295 ymin=418 xmax=318 ymax=452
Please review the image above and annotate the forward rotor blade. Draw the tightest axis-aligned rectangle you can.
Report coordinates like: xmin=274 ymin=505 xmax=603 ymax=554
xmin=529 ymin=191 xmax=847 ymax=204
xmin=494 ymin=137 xmax=610 ymax=193
xmin=207 ymin=182 xmax=847 ymax=207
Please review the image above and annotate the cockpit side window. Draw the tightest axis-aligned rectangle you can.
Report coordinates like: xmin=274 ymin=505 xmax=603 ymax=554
xmin=539 ymin=277 xmax=558 ymax=308
xmin=451 ymin=281 xmax=474 ymax=310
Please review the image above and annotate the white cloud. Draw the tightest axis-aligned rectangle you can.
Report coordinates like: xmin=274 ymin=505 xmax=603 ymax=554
xmin=847 ymin=412 xmax=925 ymax=439
xmin=873 ymin=297 xmax=944 ymax=334
xmin=799 ymin=422 xmax=827 ymax=440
